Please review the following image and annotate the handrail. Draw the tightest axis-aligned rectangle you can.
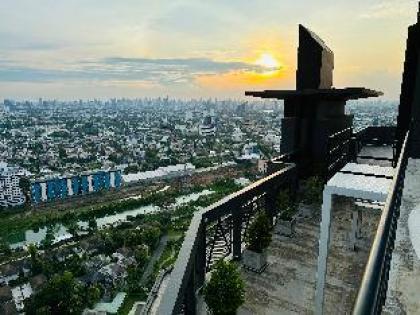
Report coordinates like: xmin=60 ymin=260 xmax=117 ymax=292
xmin=326 ymin=127 xmax=354 ymax=180
xmin=141 ymin=267 xmax=173 ymax=314
xmin=352 ymin=128 xmax=411 ymax=315
xmin=354 ymin=126 xmax=396 ymax=146
xmin=271 ymin=151 xmax=297 ymax=163
xmin=329 ymin=127 xmax=352 ymax=140
xmin=158 ymin=164 xmax=297 ymax=314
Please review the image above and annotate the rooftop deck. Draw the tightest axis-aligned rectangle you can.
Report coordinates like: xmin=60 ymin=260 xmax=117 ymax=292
xmin=384 ymin=159 xmax=420 ymax=314
xmin=157 ymin=127 xmax=413 ymax=315
xmin=239 ymin=197 xmax=381 ymax=314
xmin=357 ymin=145 xmax=394 ymax=167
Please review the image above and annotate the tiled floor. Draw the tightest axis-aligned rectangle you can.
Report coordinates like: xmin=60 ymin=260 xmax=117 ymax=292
xmin=240 ymin=199 xmax=381 ymax=315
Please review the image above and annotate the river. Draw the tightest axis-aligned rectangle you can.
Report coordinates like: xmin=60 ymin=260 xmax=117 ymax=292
xmin=8 ymin=189 xmax=213 ymax=249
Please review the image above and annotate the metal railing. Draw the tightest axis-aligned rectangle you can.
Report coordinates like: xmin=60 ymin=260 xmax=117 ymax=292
xmin=353 ymin=128 xmax=411 ymax=315
xmin=355 ymin=126 xmax=396 ymax=147
xmin=354 ymin=126 xmax=397 ymax=167
xmin=158 ymin=164 xmax=297 ymax=314
xmin=326 ymin=127 xmax=354 ymax=180
xmin=326 ymin=126 xmax=397 ymax=180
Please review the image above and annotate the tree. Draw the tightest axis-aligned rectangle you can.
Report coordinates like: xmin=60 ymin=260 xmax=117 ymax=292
xmin=19 ymin=176 xmax=31 ymax=202
xmin=142 ymin=226 xmax=161 ymax=250
xmin=58 ymin=146 xmax=67 ymax=159
xmin=66 ymin=220 xmax=79 ymax=237
xmin=277 ymin=189 xmax=291 ymax=211
xmin=65 ymin=254 xmax=85 ymax=277
xmin=124 ymin=164 xmax=139 ymax=175
xmin=302 ymin=176 xmax=324 ymax=205
xmin=0 ymin=238 xmax=11 ymax=256
xmin=41 ymin=226 xmax=55 ymax=249
xmin=86 ymin=285 xmax=101 ymax=308
xmin=203 ymin=260 xmax=245 ymax=315
xmin=88 ymin=218 xmax=97 ymax=233
xmin=246 ymin=211 xmax=272 ymax=253
xmin=134 ymin=245 xmax=149 ymax=269
xmin=28 ymin=243 xmax=43 ymax=275
xmin=277 ymin=190 xmax=296 ymax=221
xmin=25 ymin=271 xmax=87 ymax=315
xmin=126 ymin=265 xmax=143 ymax=294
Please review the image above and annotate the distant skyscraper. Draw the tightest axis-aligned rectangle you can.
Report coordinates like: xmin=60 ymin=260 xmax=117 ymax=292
xmin=3 ymin=99 xmax=13 ymax=112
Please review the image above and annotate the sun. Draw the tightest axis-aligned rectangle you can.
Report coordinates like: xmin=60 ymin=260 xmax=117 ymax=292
xmin=255 ymin=53 xmax=280 ymax=69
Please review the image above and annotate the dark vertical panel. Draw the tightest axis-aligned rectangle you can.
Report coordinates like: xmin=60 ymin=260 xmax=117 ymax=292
xmin=396 ymin=8 xmax=420 ymax=157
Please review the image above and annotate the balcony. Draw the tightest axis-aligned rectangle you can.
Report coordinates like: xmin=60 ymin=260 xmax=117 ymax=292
xmin=158 ymin=161 xmax=298 ymax=314
xmin=154 ymin=124 xmax=416 ymax=314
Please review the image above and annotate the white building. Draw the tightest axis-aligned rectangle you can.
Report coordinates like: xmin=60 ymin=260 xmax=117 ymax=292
xmin=258 ymin=159 xmax=269 ymax=174
xmin=264 ymin=132 xmax=281 ymax=145
xmin=199 ymin=116 xmax=216 ymax=137
xmin=122 ymin=163 xmax=195 ymax=183
xmin=238 ymin=143 xmax=261 ymax=161
xmin=0 ymin=162 xmax=26 ymax=208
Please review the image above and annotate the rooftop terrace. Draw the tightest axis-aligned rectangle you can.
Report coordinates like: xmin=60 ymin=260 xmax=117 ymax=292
xmin=155 ymin=5 xmax=420 ymax=314
xmin=240 ymin=200 xmax=379 ymax=315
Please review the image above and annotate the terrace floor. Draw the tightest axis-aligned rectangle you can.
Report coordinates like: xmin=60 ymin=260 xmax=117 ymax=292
xmin=357 ymin=144 xmax=394 ymax=167
xmin=384 ymin=158 xmax=420 ymax=314
xmin=239 ymin=198 xmax=381 ymax=314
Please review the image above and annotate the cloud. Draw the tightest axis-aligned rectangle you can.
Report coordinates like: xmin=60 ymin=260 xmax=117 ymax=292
xmin=0 ymin=57 xmax=276 ymax=85
xmin=359 ymin=0 xmax=414 ymax=19
xmin=0 ymin=31 xmax=67 ymax=51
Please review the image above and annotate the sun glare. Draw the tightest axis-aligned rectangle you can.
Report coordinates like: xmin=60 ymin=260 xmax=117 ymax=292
xmin=255 ymin=53 xmax=280 ymax=70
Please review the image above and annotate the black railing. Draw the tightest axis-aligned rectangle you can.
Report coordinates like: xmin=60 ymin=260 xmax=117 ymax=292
xmin=327 ymin=126 xmax=397 ymax=179
xmin=355 ymin=126 xmax=397 ymax=167
xmin=352 ymin=128 xmax=411 ymax=315
xmin=158 ymin=164 xmax=297 ymax=314
xmin=326 ymin=127 xmax=354 ymax=180
xmin=355 ymin=126 xmax=396 ymax=147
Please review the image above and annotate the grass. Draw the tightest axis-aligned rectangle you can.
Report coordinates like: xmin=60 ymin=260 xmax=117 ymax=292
xmin=167 ymin=228 xmax=182 ymax=241
xmin=117 ymin=293 xmax=147 ymax=315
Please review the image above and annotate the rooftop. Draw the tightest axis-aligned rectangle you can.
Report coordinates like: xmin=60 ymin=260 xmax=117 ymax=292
xmin=245 ymin=88 xmax=383 ymax=101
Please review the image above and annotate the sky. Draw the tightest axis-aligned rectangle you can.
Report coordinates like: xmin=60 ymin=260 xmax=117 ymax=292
xmin=0 ymin=0 xmax=418 ymax=100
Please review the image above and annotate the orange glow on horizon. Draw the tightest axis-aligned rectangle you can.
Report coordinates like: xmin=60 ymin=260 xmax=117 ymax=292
xmin=196 ymin=66 xmax=292 ymax=92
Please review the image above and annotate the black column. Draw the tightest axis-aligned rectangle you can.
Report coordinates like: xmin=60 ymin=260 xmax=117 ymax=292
xmin=397 ymin=5 xmax=420 ymax=157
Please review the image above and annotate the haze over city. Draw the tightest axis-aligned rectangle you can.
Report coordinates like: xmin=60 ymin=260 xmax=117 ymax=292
xmin=0 ymin=0 xmax=417 ymax=100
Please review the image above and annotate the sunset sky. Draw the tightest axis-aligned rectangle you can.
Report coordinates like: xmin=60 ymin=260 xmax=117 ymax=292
xmin=0 ymin=0 xmax=418 ymax=100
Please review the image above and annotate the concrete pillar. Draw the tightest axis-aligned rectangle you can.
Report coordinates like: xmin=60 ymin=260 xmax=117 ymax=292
xmin=347 ymin=202 xmax=363 ymax=250
xmin=349 ymin=209 xmax=358 ymax=251
xmin=315 ymin=188 xmax=333 ymax=315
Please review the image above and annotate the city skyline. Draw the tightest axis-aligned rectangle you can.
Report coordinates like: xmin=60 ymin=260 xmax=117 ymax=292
xmin=0 ymin=0 xmax=417 ymax=100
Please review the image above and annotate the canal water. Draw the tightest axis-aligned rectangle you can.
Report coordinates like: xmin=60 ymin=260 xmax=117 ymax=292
xmin=8 ymin=189 xmax=213 ymax=249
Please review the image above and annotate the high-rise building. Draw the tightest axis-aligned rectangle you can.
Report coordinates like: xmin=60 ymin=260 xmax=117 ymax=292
xmin=0 ymin=162 xmax=26 ymax=208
